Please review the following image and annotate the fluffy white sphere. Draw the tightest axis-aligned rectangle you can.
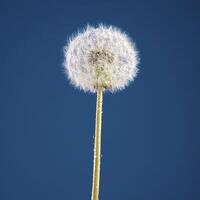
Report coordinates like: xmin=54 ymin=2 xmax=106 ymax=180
xmin=64 ymin=24 xmax=139 ymax=93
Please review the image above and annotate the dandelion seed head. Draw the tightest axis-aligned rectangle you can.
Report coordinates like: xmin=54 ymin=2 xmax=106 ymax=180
xmin=64 ymin=24 xmax=139 ymax=92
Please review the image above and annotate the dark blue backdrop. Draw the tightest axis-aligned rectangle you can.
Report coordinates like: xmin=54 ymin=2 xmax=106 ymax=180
xmin=0 ymin=0 xmax=199 ymax=199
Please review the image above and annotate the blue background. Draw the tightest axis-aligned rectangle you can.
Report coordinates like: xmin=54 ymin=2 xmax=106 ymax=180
xmin=0 ymin=0 xmax=199 ymax=199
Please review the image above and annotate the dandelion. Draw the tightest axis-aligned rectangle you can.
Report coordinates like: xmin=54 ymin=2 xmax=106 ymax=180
xmin=63 ymin=24 xmax=139 ymax=200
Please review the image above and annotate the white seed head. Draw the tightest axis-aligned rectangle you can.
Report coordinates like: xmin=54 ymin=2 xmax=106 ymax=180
xmin=64 ymin=24 xmax=139 ymax=93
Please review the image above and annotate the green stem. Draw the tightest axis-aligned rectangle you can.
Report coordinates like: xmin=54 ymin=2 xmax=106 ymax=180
xmin=91 ymin=88 xmax=103 ymax=200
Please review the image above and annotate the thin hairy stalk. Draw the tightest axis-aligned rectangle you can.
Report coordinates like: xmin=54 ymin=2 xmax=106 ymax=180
xmin=91 ymin=88 xmax=103 ymax=200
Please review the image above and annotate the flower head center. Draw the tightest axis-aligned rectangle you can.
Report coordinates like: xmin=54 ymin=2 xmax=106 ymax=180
xmin=88 ymin=49 xmax=114 ymax=66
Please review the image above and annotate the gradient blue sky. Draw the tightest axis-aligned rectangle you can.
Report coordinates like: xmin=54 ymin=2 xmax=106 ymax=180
xmin=0 ymin=0 xmax=199 ymax=199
